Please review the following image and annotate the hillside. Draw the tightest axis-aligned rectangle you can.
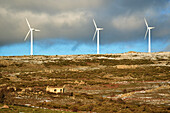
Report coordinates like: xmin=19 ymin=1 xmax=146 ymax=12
xmin=0 ymin=52 xmax=169 ymax=112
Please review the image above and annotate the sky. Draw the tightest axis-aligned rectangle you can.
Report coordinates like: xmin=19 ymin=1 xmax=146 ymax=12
xmin=0 ymin=0 xmax=169 ymax=56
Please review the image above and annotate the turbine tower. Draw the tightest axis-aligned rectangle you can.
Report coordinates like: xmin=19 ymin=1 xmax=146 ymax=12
xmin=92 ymin=19 xmax=103 ymax=54
xmin=24 ymin=18 xmax=40 ymax=55
xmin=144 ymin=18 xmax=155 ymax=53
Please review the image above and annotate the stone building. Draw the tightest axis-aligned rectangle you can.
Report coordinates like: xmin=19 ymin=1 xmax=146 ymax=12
xmin=46 ymin=85 xmax=65 ymax=94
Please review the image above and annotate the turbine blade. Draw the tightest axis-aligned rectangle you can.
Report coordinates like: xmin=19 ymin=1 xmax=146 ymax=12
xmin=92 ymin=30 xmax=97 ymax=41
xmin=144 ymin=18 xmax=148 ymax=28
xmin=144 ymin=29 xmax=148 ymax=40
xmin=93 ymin=19 xmax=97 ymax=29
xmin=25 ymin=18 xmax=31 ymax=30
xmin=35 ymin=29 xmax=40 ymax=31
xmin=24 ymin=30 xmax=31 ymax=41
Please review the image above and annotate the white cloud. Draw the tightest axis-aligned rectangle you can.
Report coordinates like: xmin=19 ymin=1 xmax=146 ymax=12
xmin=112 ymin=15 xmax=143 ymax=31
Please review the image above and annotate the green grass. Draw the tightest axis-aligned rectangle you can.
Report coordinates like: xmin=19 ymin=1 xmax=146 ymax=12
xmin=0 ymin=104 xmax=73 ymax=113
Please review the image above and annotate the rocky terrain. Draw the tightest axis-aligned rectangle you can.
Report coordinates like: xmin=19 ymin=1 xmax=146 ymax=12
xmin=0 ymin=52 xmax=169 ymax=113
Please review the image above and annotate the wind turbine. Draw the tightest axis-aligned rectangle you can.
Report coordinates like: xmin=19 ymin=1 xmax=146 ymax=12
xmin=92 ymin=19 xmax=103 ymax=54
xmin=24 ymin=18 xmax=40 ymax=55
xmin=144 ymin=18 xmax=155 ymax=53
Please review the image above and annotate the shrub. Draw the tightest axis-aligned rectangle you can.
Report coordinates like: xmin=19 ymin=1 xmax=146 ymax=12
xmin=0 ymin=88 xmax=6 ymax=103
xmin=0 ymin=64 xmax=7 ymax=67
xmin=123 ymin=89 xmax=127 ymax=93
xmin=110 ymin=92 xmax=115 ymax=97
xmin=70 ymin=105 xmax=79 ymax=112
xmin=0 ymin=87 xmax=14 ymax=105
xmin=79 ymin=104 xmax=94 ymax=111
xmin=116 ymin=98 xmax=125 ymax=104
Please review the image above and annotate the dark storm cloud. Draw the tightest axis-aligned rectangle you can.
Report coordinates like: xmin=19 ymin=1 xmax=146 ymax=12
xmin=0 ymin=0 xmax=169 ymax=46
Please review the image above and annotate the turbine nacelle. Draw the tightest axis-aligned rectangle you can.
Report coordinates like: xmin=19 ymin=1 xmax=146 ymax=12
xmin=92 ymin=19 xmax=103 ymax=54
xmin=97 ymin=28 xmax=103 ymax=31
xmin=24 ymin=18 xmax=40 ymax=41
xmin=32 ymin=28 xmax=40 ymax=32
xmin=92 ymin=19 xmax=103 ymax=41
xmin=148 ymin=27 xmax=155 ymax=30
xmin=144 ymin=18 xmax=155 ymax=53
xmin=144 ymin=18 xmax=155 ymax=39
xmin=24 ymin=18 xmax=40 ymax=55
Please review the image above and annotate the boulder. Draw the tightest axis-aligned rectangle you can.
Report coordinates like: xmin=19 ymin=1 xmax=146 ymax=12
xmin=2 ymin=105 xmax=9 ymax=109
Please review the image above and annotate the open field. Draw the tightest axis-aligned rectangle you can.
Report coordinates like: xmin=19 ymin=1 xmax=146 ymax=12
xmin=0 ymin=52 xmax=170 ymax=112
